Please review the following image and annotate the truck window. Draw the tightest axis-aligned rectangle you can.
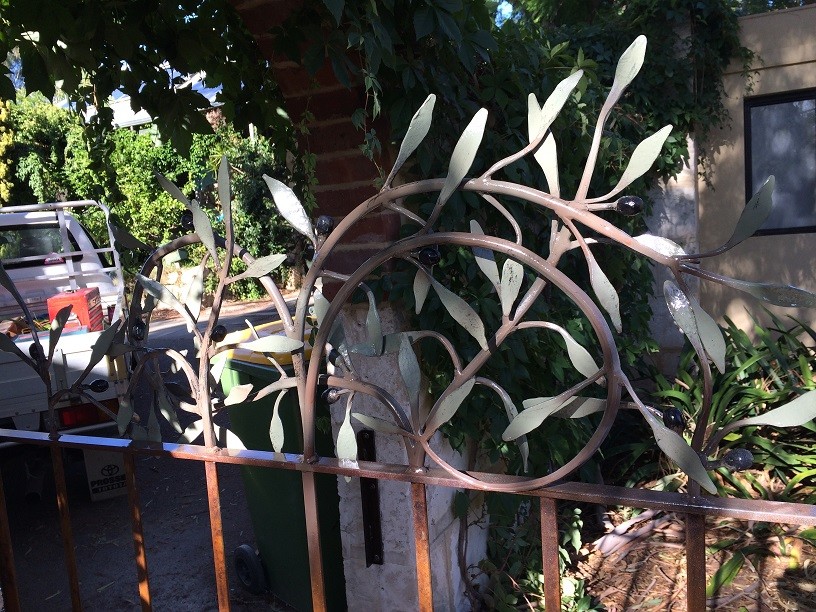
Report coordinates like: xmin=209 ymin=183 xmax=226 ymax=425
xmin=0 ymin=224 xmax=83 ymax=269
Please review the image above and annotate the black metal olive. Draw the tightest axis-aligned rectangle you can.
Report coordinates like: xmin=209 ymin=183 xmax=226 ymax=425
xmin=722 ymin=448 xmax=753 ymax=472
xmin=321 ymin=387 xmax=342 ymax=404
xmin=615 ymin=195 xmax=644 ymax=216
xmin=211 ymin=325 xmax=227 ymax=343
xmin=662 ymin=407 xmax=685 ymax=433
xmin=315 ymin=215 xmax=335 ymax=236
xmin=304 ymin=245 xmax=315 ymax=261
xmin=130 ymin=319 xmax=146 ymax=342
xmin=418 ymin=247 xmax=441 ymax=266
xmin=28 ymin=342 xmax=44 ymax=361
xmin=180 ymin=209 xmax=194 ymax=230
xmin=88 ymin=379 xmax=110 ymax=393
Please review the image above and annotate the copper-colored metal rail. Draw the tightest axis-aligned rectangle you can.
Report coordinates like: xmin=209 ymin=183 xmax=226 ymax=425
xmin=124 ymin=453 xmax=152 ymax=611
xmin=302 ymin=471 xmax=327 ymax=612
xmin=51 ymin=444 xmax=82 ymax=611
xmin=411 ymin=481 xmax=433 ymax=611
xmin=685 ymin=513 xmax=707 ymax=610
xmin=204 ymin=461 xmax=230 ymax=612
xmin=0 ymin=466 xmax=20 ymax=612
xmin=540 ymin=498 xmax=562 ymax=611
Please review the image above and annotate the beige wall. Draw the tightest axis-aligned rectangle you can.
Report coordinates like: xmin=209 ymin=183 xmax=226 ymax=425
xmin=698 ymin=5 xmax=816 ymax=332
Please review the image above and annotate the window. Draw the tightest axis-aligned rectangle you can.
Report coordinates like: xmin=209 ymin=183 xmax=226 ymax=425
xmin=0 ymin=224 xmax=82 ymax=268
xmin=745 ymin=88 xmax=816 ymax=235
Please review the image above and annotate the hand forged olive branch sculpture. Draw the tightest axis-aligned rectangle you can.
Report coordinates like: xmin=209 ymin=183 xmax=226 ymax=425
xmin=124 ymin=36 xmax=816 ymax=497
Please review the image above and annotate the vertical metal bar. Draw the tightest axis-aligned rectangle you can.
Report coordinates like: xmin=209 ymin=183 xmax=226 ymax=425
xmin=302 ymin=471 xmax=327 ymax=612
xmin=411 ymin=481 xmax=433 ymax=612
xmin=124 ymin=453 xmax=151 ymax=611
xmin=204 ymin=461 xmax=230 ymax=611
xmin=51 ymin=444 xmax=82 ymax=611
xmin=540 ymin=497 xmax=562 ymax=612
xmin=686 ymin=513 xmax=706 ymax=611
xmin=0 ymin=466 xmax=21 ymax=612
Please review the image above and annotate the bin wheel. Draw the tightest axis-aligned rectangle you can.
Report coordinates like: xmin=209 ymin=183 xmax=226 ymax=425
xmin=234 ymin=544 xmax=266 ymax=594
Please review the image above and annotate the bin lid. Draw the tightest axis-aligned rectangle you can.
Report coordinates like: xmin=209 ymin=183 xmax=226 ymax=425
xmin=216 ymin=319 xmax=313 ymax=367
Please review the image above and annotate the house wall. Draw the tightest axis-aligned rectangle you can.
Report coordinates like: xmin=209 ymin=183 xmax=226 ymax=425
xmin=698 ymin=5 xmax=816 ymax=332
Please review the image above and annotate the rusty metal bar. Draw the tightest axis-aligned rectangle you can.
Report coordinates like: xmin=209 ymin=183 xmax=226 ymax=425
xmin=411 ymin=481 xmax=433 ymax=611
xmin=204 ymin=461 xmax=230 ymax=611
xmin=51 ymin=444 xmax=82 ymax=611
xmin=0 ymin=465 xmax=21 ymax=612
xmin=540 ymin=498 xmax=561 ymax=611
xmin=302 ymin=471 xmax=327 ymax=612
xmin=685 ymin=513 xmax=707 ymax=611
xmin=124 ymin=453 xmax=152 ymax=611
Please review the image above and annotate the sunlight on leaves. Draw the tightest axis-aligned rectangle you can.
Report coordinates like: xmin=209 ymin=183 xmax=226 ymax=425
xmin=722 ymin=176 xmax=775 ymax=251
xmin=269 ymin=390 xmax=287 ymax=452
xmin=499 ymin=259 xmax=523 ymax=317
xmin=263 ymin=175 xmax=316 ymax=245
xmin=436 ymin=108 xmax=488 ymax=209
xmin=739 ymin=389 xmax=816 ymax=428
xmin=644 ymin=412 xmax=716 ymax=494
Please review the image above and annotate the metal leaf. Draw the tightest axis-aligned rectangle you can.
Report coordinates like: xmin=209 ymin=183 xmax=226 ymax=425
xmin=398 ymin=334 xmax=422 ymax=415
xmin=436 ymin=108 xmax=488 ymax=209
xmin=611 ymin=36 xmax=647 ymax=97
xmin=554 ymin=397 xmax=606 ymax=419
xmin=385 ymin=94 xmax=436 ymax=186
xmin=364 ymin=289 xmax=382 ymax=355
xmin=587 ymin=254 xmax=622 ymax=333
xmin=608 ymin=125 xmax=673 ymax=197
xmin=312 ymin=290 xmax=330 ymax=326
xmin=352 ymin=413 xmax=408 ymax=437
xmin=85 ymin=321 xmax=122 ymax=374
xmin=337 ymin=396 xmax=358 ymax=482
xmin=739 ymin=389 xmax=816 ymax=428
xmin=178 ymin=419 xmax=204 ymax=444
xmin=0 ymin=332 xmax=31 ymax=364
xmin=157 ymin=388 xmax=183 ymax=434
xmin=534 ymin=70 xmax=583 ymax=138
xmin=147 ymin=406 xmax=161 ymax=442
xmin=503 ymin=396 xmax=575 ymax=441
xmin=424 ymin=377 xmax=476 ymax=434
xmin=688 ymin=294 xmax=726 ymax=374
xmin=382 ymin=331 xmax=422 ymax=354
xmin=634 ymin=234 xmax=686 ymax=257
xmin=218 ymin=156 xmax=233 ymax=245
xmin=116 ymin=396 xmax=134 ymax=435
xmin=263 ymin=175 xmax=316 ymax=244
xmin=108 ymin=222 xmax=151 ymax=251
xmin=535 ymin=133 xmax=560 ymax=197
xmin=155 ymin=171 xmax=191 ymax=206
xmin=231 ymin=254 xmax=287 ymax=283
xmin=48 ymin=305 xmax=73 ymax=363
xmin=431 ymin=278 xmax=488 ymax=350
xmin=644 ymin=412 xmax=716 ymax=494
xmin=189 ymin=199 xmax=219 ymax=268
xmin=497 ymin=393 xmax=529 ymax=472
xmin=499 ymin=259 xmax=523 ymax=317
xmin=546 ymin=323 xmax=603 ymax=382
xmin=712 ymin=277 xmax=816 ymax=309
xmin=413 ymin=270 xmax=431 ymax=314
xmin=723 ymin=176 xmax=775 ymax=250
xmin=238 ymin=335 xmax=304 ymax=354
xmin=210 ymin=353 xmax=227 ymax=384
xmin=224 ymin=383 xmax=254 ymax=406
xmin=137 ymin=274 xmax=196 ymax=332
xmin=663 ymin=281 xmax=706 ymax=356
xmin=269 ymin=390 xmax=287 ymax=452
xmin=214 ymin=425 xmax=247 ymax=450
xmin=184 ymin=266 xmax=205 ymax=323
xmin=470 ymin=220 xmax=500 ymax=292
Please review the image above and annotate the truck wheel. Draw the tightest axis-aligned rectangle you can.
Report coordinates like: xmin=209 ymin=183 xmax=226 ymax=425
xmin=234 ymin=544 xmax=266 ymax=594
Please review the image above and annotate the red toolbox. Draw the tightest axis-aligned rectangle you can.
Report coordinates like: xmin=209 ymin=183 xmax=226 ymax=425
xmin=47 ymin=287 xmax=104 ymax=332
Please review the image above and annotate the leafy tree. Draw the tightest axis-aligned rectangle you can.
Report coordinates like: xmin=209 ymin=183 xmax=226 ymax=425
xmin=0 ymin=99 xmax=12 ymax=203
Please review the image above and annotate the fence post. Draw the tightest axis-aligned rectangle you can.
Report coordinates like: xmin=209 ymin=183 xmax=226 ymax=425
xmin=540 ymin=497 xmax=562 ymax=611
xmin=411 ymin=481 xmax=433 ymax=611
xmin=124 ymin=453 xmax=151 ymax=611
xmin=51 ymin=444 xmax=82 ymax=611
xmin=685 ymin=512 xmax=706 ymax=610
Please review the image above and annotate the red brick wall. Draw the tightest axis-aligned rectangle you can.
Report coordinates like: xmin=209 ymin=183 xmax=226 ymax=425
xmin=229 ymin=0 xmax=400 ymax=290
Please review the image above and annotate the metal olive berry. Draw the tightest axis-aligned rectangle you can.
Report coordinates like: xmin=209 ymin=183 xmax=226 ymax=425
xmin=662 ymin=407 xmax=684 ymax=433
xmin=180 ymin=209 xmax=194 ymax=230
xmin=211 ymin=325 xmax=227 ymax=343
xmin=130 ymin=319 xmax=146 ymax=342
xmin=615 ymin=195 xmax=644 ymax=216
xmin=418 ymin=247 xmax=441 ymax=266
xmin=88 ymin=379 xmax=110 ymax=393
xmin=321 ymin=387 xmax=342 ymax=404
xmin=28 ymin=342 xmax=44 ymax=361
xmin=722 ymin=448 xmax=753 ymax=472
xmin=304 ymin=245 xmax=316 ymax=261
xmin=315 ymin=215 xmax=335 ymax=236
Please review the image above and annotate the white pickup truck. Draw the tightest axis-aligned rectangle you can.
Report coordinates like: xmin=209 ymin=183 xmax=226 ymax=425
xmin=0 ymin=200 xmax=129 ymax=441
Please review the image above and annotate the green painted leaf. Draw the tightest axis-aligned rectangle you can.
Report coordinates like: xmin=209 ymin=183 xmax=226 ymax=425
xmin=398 ymin=334 xmax=422 ymax=415
xmin=535 ymin=133 xmax=560 ymax=197
xmin=313 ymin=290 xmax=330 ymax=326
xmin=385 ymin=94 xmax=436 ymax=185
xmin=352 ymin=413 xmax=407 ymax=437
xmin=436 ymin=108 xmax=488 ymax=209
xmin=137 ymin=274 xmax=196 ymax=332
xmin=535 ymin=70 xmax=583 ymax=137
xmin=184 ymin=266 xmax=205 ymax=323
xmin=587 ymin=254 xmax=622 ymax=332
xmin=108 ymin=222 xmax=150 ymax=251
xmin=663 ymin=281 xmax=707 ymax=358
xmin=611 ymin=36 xmax=646 ymax=96
xmin=263 ymin=175 xmax=316 ymax=244
xmin=269 ymin=390 xmax=287 ymax=452
xmin=706 ymin=551 xmax=745 ymax=597
xmin=177 ymin=419 xmax=204 ymax=444
xmin=116 ymin=396 xmax=134 ymax=436
xmin=48 ymin=304 xmax=73 ymax=363
xmin=499 ymin=259 xmax=524 ymax=317
xmin=711 ymin=276 xmax=816 ymax=309
xmin=210 ymin=353 xmax=227 ymax=384
xmin=497 ymin=393 xmax=529 ymax=472
xmin=554 ymin=397 xmax=606 ymax=419
xmin=147 ymin=406 xmax=161 ymax=442
xmin=214 ymin=425 xmax=247 ymax=450
xmin=723 ymin=176 xmax=775 ymax=250
xmin=189 ymin=199 xmax=219 ymax=267
xmin=644 ymin=412 xmax=716 ymax=494
xmin=424 ymin=378 xmax=476 ymax=434
xmin=546 ymin=323 xmax=602 ymax=382
xmin=413 ymin=270 xmax=431 ymax=314
xmin=218 ymin=156 xmax=232 ymax=244
xmin=688 ymin=294 xmax=726 ymax=374
xmin=740 ymin=389 xmax=816 ymax=428
xmin=431 ymin=278 xmax=488 ymax=350
xmin=224 ymin=383 xmax=253 ymax=406
xmin=157 ymin=387 xmax=183 ymax=434
xmin=365 ymin=289 xmax=382 ymax=354
xmin=0 ymin=332 xmax=31 ymax=364
xmin=86 ymin=321 xmax=122 ymax=374
xmin=634 ymin=234 xmax=686 ymax=257
xmin=155 ymin=171 xmax=190 ymax=207
xmin=337 ymin=397 xmax=357 ymax=482
xmin=503 ymin=396 xmax=575 ymax=441
xmin=470 ymin=220 xmax=500 ymax=291
xmin=232 ymin=254 xmax=287 ymax=282
xmin=608 ymin=125 xmax=672 ymax=196
xmin=238 ymin=335 xmax=304 ymax=354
